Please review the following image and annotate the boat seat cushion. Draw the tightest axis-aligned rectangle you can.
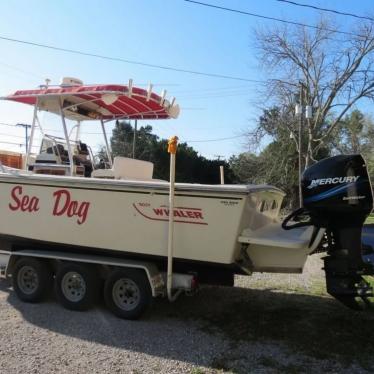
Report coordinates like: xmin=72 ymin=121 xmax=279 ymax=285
xmin=113 ymin=157 xmax=154 ymax=180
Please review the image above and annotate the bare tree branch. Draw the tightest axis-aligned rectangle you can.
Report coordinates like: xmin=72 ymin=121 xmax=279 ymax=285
xmin=253 ymin=17 xmax=374 ymax=166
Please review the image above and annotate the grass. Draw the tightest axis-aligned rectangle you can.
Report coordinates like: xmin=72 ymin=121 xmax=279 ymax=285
xmin=154 ymin=281 xmax=374 ymax=371
xmin=206 ymin=290 xmax=374 ymax=369
xmin=365 ymin=213 xmax=374 ymax=225
xmin=190 ymin=368 xmax=207 ymax=374
xmin=258 ymin=356 xmax=304 ymax=373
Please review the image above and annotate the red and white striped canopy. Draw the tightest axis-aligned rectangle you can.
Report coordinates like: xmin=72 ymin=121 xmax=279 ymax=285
xmin=3 ymin=84 xmax=180 ymax=121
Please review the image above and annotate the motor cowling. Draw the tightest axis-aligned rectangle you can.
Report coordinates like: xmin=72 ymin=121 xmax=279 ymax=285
xmin=285 ymin=155 xmax=374 ymax=309
xmin=302 ymin=155 xmax=373 ymax=272
xmin=302 ymin=154 xmax=373 ymax=227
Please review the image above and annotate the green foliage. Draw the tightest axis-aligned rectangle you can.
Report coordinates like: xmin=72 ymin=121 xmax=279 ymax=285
xmin=100 ymin=120 xmax=234 ymax=184
xmin=97 ymin=109 xmax=374 ymax=203
xmin=331 ymin=110 xmax=374 ymax=155
xmin=330 ymin=110 xmax=374 ymax=184
xmin=232 ymin=107 xmax=374 ymax=208
xmin=231 ymin=107 xmax=303 ymax=207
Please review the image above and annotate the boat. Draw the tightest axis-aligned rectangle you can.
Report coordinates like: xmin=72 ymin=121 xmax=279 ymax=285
xmin=0 ymin=77 xmax=373 ymax=318
xmin=0 ymin=77 xmax=303 ymax=269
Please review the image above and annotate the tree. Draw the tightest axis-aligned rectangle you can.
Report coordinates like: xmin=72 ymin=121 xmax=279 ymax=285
xmin=229 ymin=152 xmax=262 ymax=184
xmin=331 ymin=109 xmax=374 ymax=183
xmin=253 ymin=18 xmax=374 ymax=169
xmin=111 ymin=120 xmax=156 ymax=159
xmin=331 ymin=110 xmax=374 ymax=155
xmin=233 ymin=106 xmax=330 ymax=208
xmin=99 ymin=121 xmax=235 ymax=184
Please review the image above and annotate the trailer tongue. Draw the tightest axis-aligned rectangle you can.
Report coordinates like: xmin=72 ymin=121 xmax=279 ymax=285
xmin=283 ymin=154 xmax=374 ymax=310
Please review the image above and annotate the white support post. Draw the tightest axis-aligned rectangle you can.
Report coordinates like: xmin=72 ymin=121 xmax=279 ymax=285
xmin=167 ymin=136 xmax=181 ymax=302
xmin=59 ymin=101 xmax=74 ymax=176
xmin=25 ymin=103 xmax=38 ymax=170
xmin=128 ymin=79 xmax=133 ymax=97
xmin=35 ymin=116 xmax=45 ymax=136
xmin=100 ymin=119 xmax=113 ymax=168
xmin=132 ymin=120 xmax=137 ymax=159
xmin=146 ymin=83 xmax=153 ymax=101
xmin=220 ymin=165 xmax=224 ymax=185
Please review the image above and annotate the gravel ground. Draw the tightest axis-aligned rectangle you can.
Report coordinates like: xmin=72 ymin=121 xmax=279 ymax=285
xmin=0 ymin=254 xmax=373 ymax=374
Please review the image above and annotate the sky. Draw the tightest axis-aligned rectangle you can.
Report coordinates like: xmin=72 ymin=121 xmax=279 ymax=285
xmin=0 ymin=0 xmax=373 ymax=160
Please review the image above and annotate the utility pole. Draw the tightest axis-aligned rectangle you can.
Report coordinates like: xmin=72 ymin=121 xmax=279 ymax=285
xmin=17 ymin=123 xmax=32 ymax=153
xmin=295 ymin=82 xmax=313 ymax=208
xmin=298 ymin=82 xmax=304 ymax=208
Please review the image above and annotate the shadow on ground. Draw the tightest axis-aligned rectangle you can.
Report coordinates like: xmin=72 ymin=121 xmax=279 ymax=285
xmin=1 ymin=279 xmax=374 ymax=371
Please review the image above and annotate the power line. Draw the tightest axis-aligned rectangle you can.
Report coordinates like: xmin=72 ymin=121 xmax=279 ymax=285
xmin=182 ymin=0 xmax=363 ymax=38
xmin=0 ymin=132 xmax=24 ymax=139
xmin=0 ymin=122 xmax=99 ymax=135
xmin=0 ymin=132 xmax=43 ymax=142
xmin=0 ymin=140 xmax=24 ymax=147
xmin=0 ymin=122 xmax=244 ymax=142
xmin=0 ymin=122 xmax=17 ymax=127
xmin=180 ymin=91 xmax=252 ymax=100
xmin=0 ymin=141 xmax=38 ymax=148
xmin=0 ymin=59 xmax=44 ymax=80
xmin=0 ymin=122 xmax=99 ymax=137
xmin=178 ymin=86 xmax=252 ymax=96
xmin=16 ymin=123 xmax=32 ymax=153
xmin=0 ymin=122 xmax=244 ymax=144
xmin=0 ymin=35 xmax=261 ymax=83
xmin=172 ymin=84 xmax=253 ymax=94
xmin=276 ymin=0 xmax=374 ymax=22
xmin=184 ymin=134 xmax=244 ymax=143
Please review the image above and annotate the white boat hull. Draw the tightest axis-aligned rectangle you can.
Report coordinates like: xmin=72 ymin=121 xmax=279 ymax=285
xmin=0 ymin=172 xmax=322 ymax=272
xmin=0 ymin=174 xmax=256 ymax=264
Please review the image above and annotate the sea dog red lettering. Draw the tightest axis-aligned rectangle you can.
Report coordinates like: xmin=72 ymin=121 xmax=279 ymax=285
xmin=9 ymin=186 xmax=40 ymax=212
xmin=52 ymin=189 xmax=90 ymax=225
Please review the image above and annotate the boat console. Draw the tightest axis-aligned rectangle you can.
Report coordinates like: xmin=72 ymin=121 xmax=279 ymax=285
xmin=30 ymin=135 xmax=94 ymax=177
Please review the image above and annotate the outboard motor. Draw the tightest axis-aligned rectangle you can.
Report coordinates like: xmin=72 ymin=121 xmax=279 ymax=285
xmin=283 ymin=154 xmax=374 ymax=309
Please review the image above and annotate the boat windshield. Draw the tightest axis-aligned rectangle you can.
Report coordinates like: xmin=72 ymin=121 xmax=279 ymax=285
xmin=39 ymin=135 xmax=77 ymax=158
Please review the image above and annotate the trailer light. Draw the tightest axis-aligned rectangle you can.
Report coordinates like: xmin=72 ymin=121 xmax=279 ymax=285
xmin=191 ymin=276 xmax=198 ymax=289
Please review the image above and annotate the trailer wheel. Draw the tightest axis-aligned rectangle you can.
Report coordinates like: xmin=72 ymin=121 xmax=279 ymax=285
xmin=104 ymin=269 xmax=151 ymax=320
xmin=13 ymin=257 xmax=51 ymax=303
xmin=55 ymin=263 xmax=98 ymax=311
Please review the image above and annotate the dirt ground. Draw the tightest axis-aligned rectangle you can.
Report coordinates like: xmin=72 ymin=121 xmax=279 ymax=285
xmin=0 ymin=254 xmax=373 ymax=373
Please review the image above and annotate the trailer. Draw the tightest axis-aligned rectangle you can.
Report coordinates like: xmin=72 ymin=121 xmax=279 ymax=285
xmin=0 ymin=78 xmax=374 ymax=318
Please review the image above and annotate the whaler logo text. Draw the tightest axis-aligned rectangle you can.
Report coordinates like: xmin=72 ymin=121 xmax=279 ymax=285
xmin=307 ymin=176 xmax=359 ymax=189
xmin=133 ymin=202 xmax=207 ymax=225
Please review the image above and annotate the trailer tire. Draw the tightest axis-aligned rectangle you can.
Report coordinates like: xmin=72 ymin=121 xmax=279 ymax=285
xmin=104 ymin=269 xmax=151 ymax=320
xmin=54 ymin=263 xmax=98 ymax=311
xmin=13 ymin=257 xmax=51 ymax=303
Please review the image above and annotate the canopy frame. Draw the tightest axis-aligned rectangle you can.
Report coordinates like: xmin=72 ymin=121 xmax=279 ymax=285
xmin=7 ymin=82 xmax=179 ymax=173
xmin=25 ymin=102 xmax=39 ymax=171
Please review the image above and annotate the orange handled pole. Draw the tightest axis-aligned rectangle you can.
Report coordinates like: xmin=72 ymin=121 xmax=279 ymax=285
xmin=167 ymin=136 xmax=179 ymax=301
